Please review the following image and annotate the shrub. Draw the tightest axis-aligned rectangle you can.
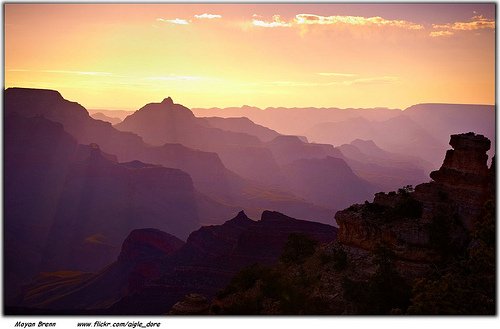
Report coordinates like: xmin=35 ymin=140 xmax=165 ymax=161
xmin=331 ymin=246 xmax=348 ymax=271
xmin=394 ymin=197 xmax=423 ymax=219
xmin=280 ymin=233 xmax=318 ymax=265
xmin=215 ymin=263 xmax=271 ymax=299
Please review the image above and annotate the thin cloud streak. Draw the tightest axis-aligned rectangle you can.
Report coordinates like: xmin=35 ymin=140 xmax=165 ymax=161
xmin=7 ymin=69 xmax=116 ymax=76
xmin=429 ymin=30 xmax=454 ymax=37
xmin=195 ymin=13 xmax=221 ymax=19
xmin=147 ymin=76 xmax=203 ymax=81
xmin=252 ymin=15 xmax=289 ymax=28
xmin=342 ymin=76 xmax=398 ymax=85
xmin=166 ymin=18 xmax=189 ymax=25
xmin=240 ymin=76 xmax=398 ymax=87
xmin=318 ymin=73 xmax=356 ymax=77
xmin=432 ymin=15 xmax=495 ymax=31
xmin=7 ymin=69 xmax=208 ymax=82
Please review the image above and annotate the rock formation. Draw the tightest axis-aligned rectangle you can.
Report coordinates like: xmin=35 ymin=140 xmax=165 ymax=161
xmin=210 ymin=132 xmax=495 ymax=315
xmin=335 ymin=132 xmax=494 ymax=269
xmin=4 ymin=87 xmax=338 ymax=226
xmin=40 ymin=144 xmax=201 ymax=273
xmin=115 ymin=97 xmax=261 ymax=151
xmin=421 ymin=133 xmax=492 ymax=229
xmin=167 ymin=294 xmax=210 ymax=315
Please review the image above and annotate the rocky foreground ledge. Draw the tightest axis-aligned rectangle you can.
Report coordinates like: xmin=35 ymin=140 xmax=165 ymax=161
xmin=336 ymin=132 xmax=494 ymax=272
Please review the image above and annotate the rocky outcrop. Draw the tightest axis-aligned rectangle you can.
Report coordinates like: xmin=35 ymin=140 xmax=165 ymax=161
xmin=167 ymin=294 xmax=209 ymax=315
xmin=418 ymin=132 xmax=492 ymax=230
xmin=430 ymin=133 xmax=490 ymax=187
xmin=335 ymin=132 xmax=494 ymax=267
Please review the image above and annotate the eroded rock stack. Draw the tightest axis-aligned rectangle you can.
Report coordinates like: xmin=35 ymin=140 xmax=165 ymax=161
xmin=421 ymin=132 xmax=493 ymax=229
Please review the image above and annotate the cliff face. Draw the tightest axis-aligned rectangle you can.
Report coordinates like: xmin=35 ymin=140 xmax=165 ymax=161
xmin=40 ymin=144 xmax=201 ymax=273
xmin=335 ymin=132 xmax=494 ymax=267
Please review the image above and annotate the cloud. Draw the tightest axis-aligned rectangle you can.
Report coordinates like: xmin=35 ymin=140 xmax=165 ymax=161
xmin=429 ymin=30 xmax=454 ymax=37
xmin=253 ymin=15 xmax=289 ymax=28
xmin=318 ymin=72 xmax=356 ymax=77
xmin=7 ymin=69 xmax=115 ymax=76
xmin=342 ymin=76 xmax=398 ymax=85
xmin=241 ymin=76 xmax=398 ymax=87
xmin=432 ymin=15 xmax=495 ymax=31
xmin=195 ymin=13 xmax=221 ymax=19
xmin=165 ymin=18 xmax=189 ymax=25
xmin=147 ymin=75 xmax=203 ymax=81
xmin=294 ymin=14 xmax=424 ymax=30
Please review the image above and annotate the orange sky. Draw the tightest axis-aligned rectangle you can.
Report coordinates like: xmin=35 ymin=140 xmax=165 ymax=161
xmin=4 ymin=3 xmax=496 ymax=110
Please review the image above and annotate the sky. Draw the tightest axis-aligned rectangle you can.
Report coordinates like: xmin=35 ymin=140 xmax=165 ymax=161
xmin=4 ymin=2 xmax=496 ymax=110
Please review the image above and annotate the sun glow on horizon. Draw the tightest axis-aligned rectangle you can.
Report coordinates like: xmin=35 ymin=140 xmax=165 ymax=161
xmin=4 ymin=3 xmax=495 ymax=111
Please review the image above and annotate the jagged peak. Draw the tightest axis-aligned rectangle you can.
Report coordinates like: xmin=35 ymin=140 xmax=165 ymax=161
xmin=227 ymin=210 xmax=253 ymax=225
xmin=128 ymin=97 xmax=195 ymax=119
xmin=161 ymin=97 xmax=174 ymax=106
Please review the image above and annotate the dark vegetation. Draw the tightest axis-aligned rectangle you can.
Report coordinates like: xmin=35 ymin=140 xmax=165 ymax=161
xmin=359 ymin=185 xmax=423 ymax=222
xmin=408 ymin=201 xmax=495 ymax=314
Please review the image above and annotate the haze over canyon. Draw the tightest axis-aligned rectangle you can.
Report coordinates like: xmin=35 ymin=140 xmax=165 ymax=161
xmin=3 ymin=86 xmax=495 ymax=315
